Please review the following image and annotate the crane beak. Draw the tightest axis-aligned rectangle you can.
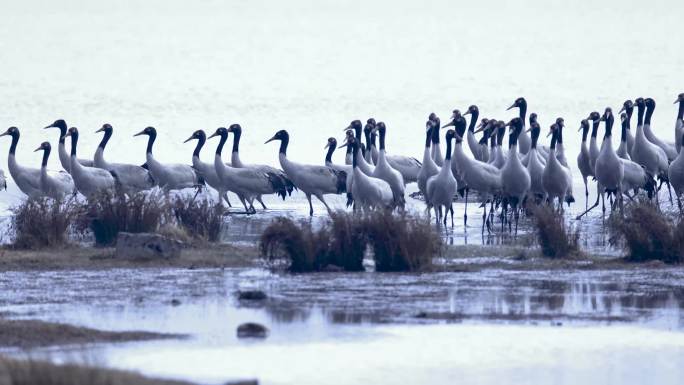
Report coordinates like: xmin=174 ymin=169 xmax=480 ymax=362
xmin=441 ymin=121 xmax=455 ymax=128
xmin=95 ymin=127 xmax=105 ymax=133
xmin=577 ymin=125 xmax=583 ymax=132
xmin=342 ymin=125 xmax=352 ymax=132
xmin=463 ymin=110 xmax=471 ymax=116
xmin=546 ymin=131 xmax=553 ymax=137
xmin=207 ymin=132 xmax=219 ymax=139
xmin=676 ymin=98 xmax=681 ymax=104
xmin=506 ymin=103 xmax=516 ymax=111
xmin=473 ymin=127 xmax=484 ymax=134
xmin=618 ymin=106 xmax=626 ymax=114
xmin=337 ymin=142 xmax=348 ymax=150
xmin=0 ymin=132 xmax=8 ymax=137
xmin=264 ymin=135 xmax=278 ymax=144
xmin=43 ymin=124 xmax=54 ymax=129
xmin=324 ymin=142 xmax=330 ymax=149
xmin=133 ymin=130 xmax=146 ymax=137
xmin=183 ymin=135 xmax=195 ymax=143
xmin=33 ymin=146 xmax=42 ymax=152
xmin=526 ymin=127 xmax=532 ymax=133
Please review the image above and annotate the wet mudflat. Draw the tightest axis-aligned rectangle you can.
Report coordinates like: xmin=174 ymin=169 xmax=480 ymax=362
xmin=1 ymin=256 xmax=683 ymax=385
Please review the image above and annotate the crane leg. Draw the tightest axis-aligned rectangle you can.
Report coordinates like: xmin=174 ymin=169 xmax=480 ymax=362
xmin=305 ymin=193 xmax=314 ymax=216
xmin=256 ymin=195 xmax=268 ymax=210
xmin=464 ymin=188 xmax=469 ymax=227
xmin=315 ymin=193 xmax=332 ymax=215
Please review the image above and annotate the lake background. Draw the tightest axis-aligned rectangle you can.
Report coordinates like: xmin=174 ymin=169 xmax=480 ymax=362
xmin=1 ymin=0 xmax=683 ymax=214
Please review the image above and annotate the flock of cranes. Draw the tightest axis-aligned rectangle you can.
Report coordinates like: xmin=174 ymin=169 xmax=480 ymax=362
xmin=1 ymin=93 xmax=684 ymax=233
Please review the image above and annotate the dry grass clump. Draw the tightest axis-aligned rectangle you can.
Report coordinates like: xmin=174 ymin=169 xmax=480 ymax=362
xmin=170 ymin=196 xmax=224 ymax=242
xmin=325 ymin=212 xmax=366 ymax=271
xmin=259 ymin=217 xmax=325 ymax=272
xmin=75 ymin=191 xmax=168 ymax=246
xmin=0 ymin=356 xmax=201 ymax=385
xmin=363 ymin=211 xmax=440 ymax=272
xmin=10 ymin=197 xmax=76 ymax=249
xmin=530 ymin=205 xmax=579 ymax=258
xmin=609 ymin=201 xmax=682 ymax=263
xmin=259 ymin=211 xmax=440 ymax=272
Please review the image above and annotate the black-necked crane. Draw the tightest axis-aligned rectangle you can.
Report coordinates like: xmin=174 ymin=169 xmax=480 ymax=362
xmin=266 ymin=129 xmax=347 ymax=216
xmin=183 ymin=129 xmax=233 ymax=207
xmin=674 ymin=93 xmax=684 ymax=154
xmin=501 ymin=117 xmax=531 ymax=233
xmin=642 ymin=98 xmax=677 ymax=161
xmin=371 ymin=122 xmax=406 ymax=207
xmin=65 ymin=127 xmax=117 ymax=197
xmin=427 ymin=129 xmax=458 ymax=226
xmin=44 ymin=120 xmax=93 ymax=173
xmin=1 ymin=127 xmax=45 ymax=198
xmin=417 ymin=120 xmax=440 ymax=215
xmin=448 ymin=110 xmax=502 ymax=233
xmin=134 ymin=126 xmax=203 ymax=194
xmin=346 ymin=136 xmax=393 ymax=211
xmin=227 ymin=123 xmax=294 ymax=209
xmin=506 ymin=97 xmax=532 ymax=154
xmin=577 ymin=119 xmax=593 ymax=210
xmin=33 ymin=142 xmax=75 ymax=199
xmin=94 ymin=124 xmax=155 ymax=195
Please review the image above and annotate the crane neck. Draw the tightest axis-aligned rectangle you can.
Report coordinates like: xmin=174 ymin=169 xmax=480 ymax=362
xmin=98 ymin=129 xmax=112 ymax=150
xmin=193 ymin=135 xmax=205 ymax=158
xmin=215 ymin=133 xmax=227 ymax=156
xmin=70 ymin=132 xmax=79 ymax=157
xmin=325 ymin=143 xmax=336 ymax=164
xmin=467 ymin=111 xmax=479 ymax=132
xmin=231 ymin=128 xmax=242 ymax=154
xmin=8 ymin=132 xmax=19 ymax=155
xmin=445 ymin=135 xmax=452 ymax=161
xmin=41 ymin=147 xmax=50 ymax=167
xmin=645 ymin=104 xmax=655 ymax=125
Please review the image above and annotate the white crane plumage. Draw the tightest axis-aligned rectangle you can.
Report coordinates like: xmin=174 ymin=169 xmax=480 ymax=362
xmin=426 ymin=129 xmax=458 ymax=226
xmin=227 ymin=124 xmax=295 ymax=209
xmin=674 ymin=94 xmax=684 ymax=154
xmin=641 ymin=98 xmax=677 ymax=161
xmin=417 ymin=120 xmax=440 ymax=213
xmin=577 ymin=119 xmax=593 ymax=209
xmin=94 ymin=124 xmax=155 ymax=194
xmin=506 ymin=97 xmax=532 ymax=154
xmin=44 ymin=120 xmax=93 ymax=173
xmin=210 ymin=127 xmax=292 ymax=213
xmin=183 ymin=129 xmax=233 ymax=207
xmin=266 ymin=129 xmax=347 ymax=216
xmin=594 ymin=108 xmax=624 ymax=213
xmin=371 ymin=122 xmax=406 ymax=207
xmin=1 ymin=126 xmax=45 ymax=198
xmin=34 ymin=142 xmax=75 ymax=199
xmin=631 ymin=98 xmax=671 ymax=201
xmin=501 ymin=117 xmax=531 ymax=232
xmin=65 ymin=127 xmax=117 ymax=197
xmin=347 ymin=136 xmax=393 ymax=211
xmin=542 ymin=124 xmax=571 ymax=213
xmin=448 ymin=110 xmax=502 ymax=233
xmin=134 ymin=126 xmax=203 ymax=194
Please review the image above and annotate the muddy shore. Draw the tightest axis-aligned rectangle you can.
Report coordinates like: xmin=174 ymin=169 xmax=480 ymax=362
xmin=0 ymin=243 xmax=674 ymax=273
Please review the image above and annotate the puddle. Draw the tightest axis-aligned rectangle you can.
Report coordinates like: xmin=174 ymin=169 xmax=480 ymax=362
xmin=2 ymin=266 xmax=684 ymax=384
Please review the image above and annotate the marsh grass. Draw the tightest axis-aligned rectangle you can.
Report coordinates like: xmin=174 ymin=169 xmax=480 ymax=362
xmin=259 ymin=211 xmax=440 ymax=272
xmin=10 ymin=197 xmax=76 ymax=249
xmin=170 ymin=196 xmax=224 ymax=242
xmin=0 ymin=356 xmax=200 ymax=385
xmin=609 ymin=201 xmax=682 ymax=263
xmin=364 ymin=211 xmax=440 ymax=272
xmin=530 ymin=205 xmax=579 ymax=258
xmin=75 ymin=191 xmax=168 ymax=246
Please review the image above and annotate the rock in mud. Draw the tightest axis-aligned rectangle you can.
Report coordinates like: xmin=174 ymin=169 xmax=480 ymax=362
xmin=237 ymin=322 xmax=269 ymax=339
xmin=114 ymin=232 xmax=182 ymax=260
xmin=237 ymin=290 xmax=267 ymax=301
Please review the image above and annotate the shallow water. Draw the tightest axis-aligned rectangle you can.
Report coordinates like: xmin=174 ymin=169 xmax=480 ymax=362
xmin=1 ymin=1 xmax=684 ymax=383
xmin=2 ymin=266 xmax=684 ymax=384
